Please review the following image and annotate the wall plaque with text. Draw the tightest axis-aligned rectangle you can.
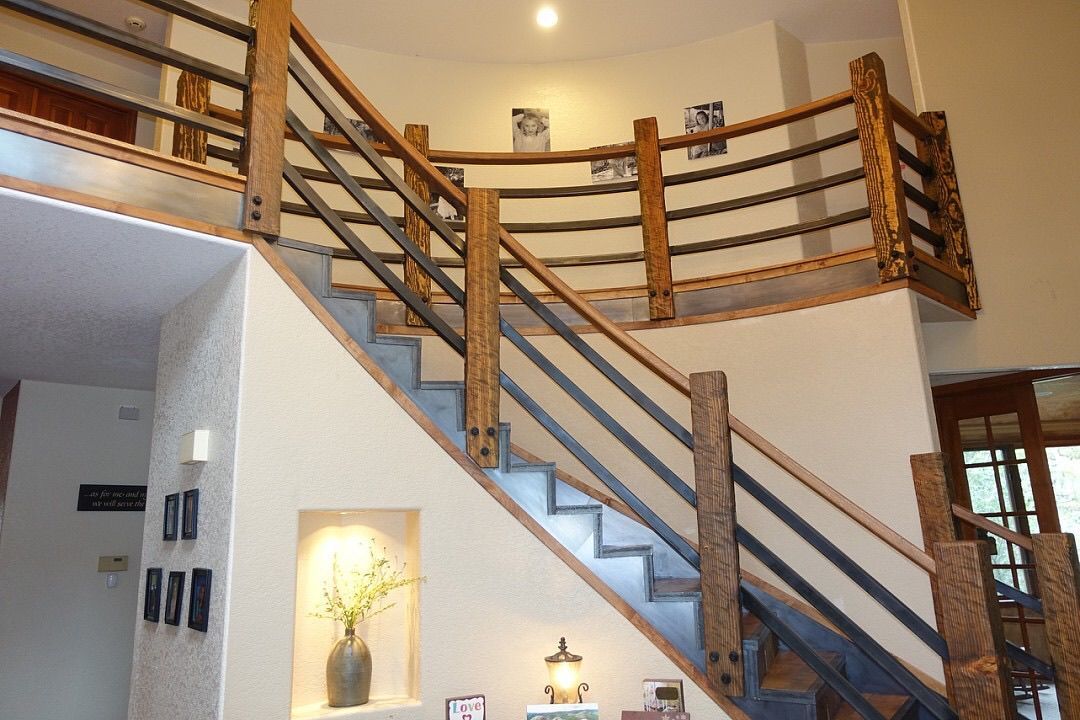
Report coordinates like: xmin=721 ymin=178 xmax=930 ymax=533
xmin=77 ymin=484 xmax=147 ymax=511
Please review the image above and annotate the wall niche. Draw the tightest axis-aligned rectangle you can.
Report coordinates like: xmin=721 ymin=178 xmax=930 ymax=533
xmin=291 ymin=510 xmax=420 ymax=718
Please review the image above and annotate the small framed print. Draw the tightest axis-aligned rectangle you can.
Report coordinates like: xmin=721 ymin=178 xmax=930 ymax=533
xmin=643 ymin=679 xmax=684 ymax=712
xmin=188 ymin=567 xmax=212 ymax=632
xmin=163 ymin=493 xmax=179 ymax=541
xmin=164 ymin=571 xmax=185 ymax=626
xmin=143 ymin=568 xmax=162 ymax=622
xmin=446 ymin=694 xmax=485 ymax=720
xmin=181 ymin=489 xmax=199 ymax=540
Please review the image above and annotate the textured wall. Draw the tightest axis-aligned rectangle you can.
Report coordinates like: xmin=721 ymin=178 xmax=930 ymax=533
xmin=0 ymin=380 xmax=154 ymax=720
xmin=127 ymin=256 xmax=249 ymax=720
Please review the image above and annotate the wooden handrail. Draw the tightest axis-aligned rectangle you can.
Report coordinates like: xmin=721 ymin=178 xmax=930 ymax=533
xmin=289 ymin=12 xmax=939 ymax=579
xmin=951 ymin=503 xmax=1035 ymax=552
xmin=889 ymin=96 xmax=933 ymax=140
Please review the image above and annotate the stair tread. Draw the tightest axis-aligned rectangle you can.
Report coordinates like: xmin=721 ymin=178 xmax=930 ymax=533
xmin=760 ymin=649 xmax=843 ymax=695
xmin=831 ymin=693 xmax=911 ymax=719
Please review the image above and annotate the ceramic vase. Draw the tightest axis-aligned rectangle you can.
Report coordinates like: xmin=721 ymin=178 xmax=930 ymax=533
xmin=326 ymin=627 xmax=371 ymax=707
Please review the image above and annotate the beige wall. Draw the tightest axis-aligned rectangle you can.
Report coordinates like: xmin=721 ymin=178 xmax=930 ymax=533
xmin=899 ymin=0 xmax=1080 ymax=373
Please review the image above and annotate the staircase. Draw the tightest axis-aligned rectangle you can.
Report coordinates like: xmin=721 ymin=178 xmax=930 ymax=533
xmin=274 ymin=237 xmax=924 ymax=720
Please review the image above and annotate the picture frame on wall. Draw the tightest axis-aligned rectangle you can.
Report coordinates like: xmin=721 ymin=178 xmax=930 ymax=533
xmin=683 ymin=100 xmax=727 ymax=160
xmin=643 ymin=679 xmax=685 ymax=712
xmin=143 ymin=568 xmax=162 ymax=622
xmin=164 ymin=571 xmax=185 ymax=626
xmin=163 ymin=493 xmax=179 ymax=541
xmin=181 ymin=488 xmax=199 ymax=540
xmin=187 ymin=567 xmax=212 ymax=632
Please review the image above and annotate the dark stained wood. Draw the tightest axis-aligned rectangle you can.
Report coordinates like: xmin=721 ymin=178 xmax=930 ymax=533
xmin=849 ymin=52 xmax=915 ymax=282
xmin=0 ymin=67 xmax=136 ymax=143
xmin=1032 ymin=533 xmax=1080 ymax=718
xmin=464 ymin=188 xmax=500 ymax=468
xmin=917 ymin=111 xmax=980 ymax=310
xmin=172 ymin=71 xmax=209 ymax=164
xmin=634 ymin=117 xmax=675 ymax=320
xmin=0 ymin=383 xmax=19 ymax=542
xmin=403 ymin=124 xmax=432 ymax=327
xmin=691 ymin=371 xmax=743 ymax=696
xmin=933 ymin=541 xmax=1015 ymax=719
xmin=240 ymin=0 xmax=291 ymax=236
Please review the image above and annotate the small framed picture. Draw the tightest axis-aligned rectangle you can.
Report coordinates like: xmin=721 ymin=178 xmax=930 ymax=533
xmin=163 ymin=493 xmax=179 ymax=541
xmin=526 ymin=704 xmax=598 ymax=719
xmin=164 ymin=571 xmax=185 ymax=626
xmin=188 ymin=567 xmax=212 ymax=632
xmin=181 ymin=489 xmax=199 ymax=540
xmin=143 ymin=568 xmax=162 ymax=622
xmin=446 ymin=694 xmax=485 ymax=720
xmin=643 ymin=679 xmax=684 ymax=712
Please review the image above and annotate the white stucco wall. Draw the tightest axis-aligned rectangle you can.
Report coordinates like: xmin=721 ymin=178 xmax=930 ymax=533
xmin=0 ymin=380 xmax=154 ymax=720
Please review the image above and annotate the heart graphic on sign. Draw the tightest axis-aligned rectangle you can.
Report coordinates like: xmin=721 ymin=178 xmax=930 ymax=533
xmin=462 ymin=715 xmax=472 ymax=720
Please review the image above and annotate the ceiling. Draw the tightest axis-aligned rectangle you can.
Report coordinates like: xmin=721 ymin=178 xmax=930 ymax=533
xmin=0 ymin=188 xmax=246 ymax=392
xmin=195 ymin=0 xmax=902 ymax=64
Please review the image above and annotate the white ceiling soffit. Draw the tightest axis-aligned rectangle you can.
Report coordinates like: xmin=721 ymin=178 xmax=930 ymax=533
xmin=198 ymin=0 xmax=902 ymax=64
xmin=0 ymin=188 xmax=246 ymax=391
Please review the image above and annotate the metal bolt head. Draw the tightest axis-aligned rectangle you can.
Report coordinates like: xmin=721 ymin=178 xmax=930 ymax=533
xmin=486 ymin=427 xmax=496 ymax=436
xmin=721 ymin=673 xmax=732 ymax=685
xmin=662 ymin=289 xmax=670 ymax=296
xmin=252 ymin=195 xmax=263 ymax=205
xmin=729 ymin=651 xmax=740 ymax=663
xmin=479 ymin=447 xmax=490 ymax=456
xmin=709 ymin=651 xmax=720 ymax=663
xmin=648 ymin=290 xmax=657 ymax=297
xmin=470 ymin=427 xmax=479 ymax=436
xmin=877 ymin=261 xmax=886 ymax=269
xmin=251 ymin=210 xmax=262 ymax=220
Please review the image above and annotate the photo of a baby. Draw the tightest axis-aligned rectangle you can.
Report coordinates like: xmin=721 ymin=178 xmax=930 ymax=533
xmin=512 ymin=107 xmax=551 ymax=152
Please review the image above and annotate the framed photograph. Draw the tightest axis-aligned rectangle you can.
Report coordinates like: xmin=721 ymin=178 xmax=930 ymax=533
xmin=163 ymin=493 xmax=179 ymax=541
xmin=181 ymin=488 xmax=199 ymax=540
xmin=164 ymin=571 xmax=185 ymax=626
xmin=188 ymin=567 xmax=212 ymax=632
xmin=143 ymin=568 xmax=162 ymax=622
xmin=526 ymin=704 xmax=599 ymax=719
xmin=322 ymin=114 xmax=381 ymax=144
xmin=512 ymin=107 xmax=550 ymax=152
xmin=643 ymin=679 xmax=684 ymax=712
xmin=590 ymin=143 xmax=638 ymax=184
xmin=430 ymin=166 xmax=466 ymax=221
xmin=683 ymin=101 xmax=727 ymax=160
xmin=622 ymin=713 xmax=689 ymax=720
xmin=446 ymin=694 xmax=485 ymax=720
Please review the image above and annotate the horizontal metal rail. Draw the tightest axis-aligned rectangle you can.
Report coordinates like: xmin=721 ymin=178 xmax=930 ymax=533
xmin=0 ymin=49 xmax=244 ymax=141
xmin=909 ymin=218 xmax=946 ymax=249
xmin=995 ymin=579 xmax=1044 ymax=615
xmin=903 ymin=182 xmax=939 ymax=213
xmin=897 ymin=144 xmax=932 ymax=178
xmin=135 ymin=0 xmax=252 ymax=40
xmin=0 ymin=0 xmax=248 ymax=90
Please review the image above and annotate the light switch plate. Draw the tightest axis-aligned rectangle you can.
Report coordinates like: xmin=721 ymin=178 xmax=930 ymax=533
xmin=97 ymin=555 xmax=128 ymax=572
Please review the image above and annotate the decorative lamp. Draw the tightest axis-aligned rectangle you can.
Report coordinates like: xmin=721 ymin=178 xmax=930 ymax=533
xmin=544 ymin=637 xmax=588 ymax=703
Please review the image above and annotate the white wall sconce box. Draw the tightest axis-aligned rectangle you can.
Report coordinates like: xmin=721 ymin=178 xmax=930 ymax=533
xmin=180 ymin=429 xmax=210 ymax=464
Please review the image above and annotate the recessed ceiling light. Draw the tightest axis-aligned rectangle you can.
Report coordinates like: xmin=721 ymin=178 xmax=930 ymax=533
xmin=536 ymin=6 xmax=558 ymax=29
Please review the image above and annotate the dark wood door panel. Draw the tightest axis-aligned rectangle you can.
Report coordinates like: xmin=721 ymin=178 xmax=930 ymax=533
xmin=0 ymin=68 xmax=137 ymax=143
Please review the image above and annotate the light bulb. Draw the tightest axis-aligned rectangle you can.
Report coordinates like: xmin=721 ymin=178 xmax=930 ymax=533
xmin=536 ymin=6 xmax=558 ymax=28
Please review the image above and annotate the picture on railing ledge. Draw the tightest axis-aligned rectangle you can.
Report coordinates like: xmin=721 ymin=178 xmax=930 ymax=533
xmin=431 ymin=166 xmax=466 ymax=221
xmin=526 ymin=703 xmax=599 ymax=719
xmin=512 ymin=107 xmax=551 ymax=152
xmin=322 ymin=114 xmax=381 ymax=144
xmin=590 ymin=144 xmax=638 ymax=184
xmin=684 ymin=100 xmax=727 ymax=159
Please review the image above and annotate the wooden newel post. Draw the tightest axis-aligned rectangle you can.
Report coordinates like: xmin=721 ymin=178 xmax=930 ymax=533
xmin=849 ymin=52 xmax=915 ymax=283
xmin=465 ymin=188 xmax=501 ymax=468
xmin=1031 ymin=533 xmax=1080 ymax=718
xmin=172 ymin=71 xmax=210 ymax=164
xmin=240 ymin=0 xmax=291 ymax=236
xmin=916 ymin=111 xmax=980 ymax=310
xmin=690 ymin=370 xmax=743 ymax=696
xmin=933 ymin=541 xmax=1015 ymax=719
xmin=633 ymin=117 xmax=675 ymax=321
xmin=404 ymin=123 xmax=433 ymax=326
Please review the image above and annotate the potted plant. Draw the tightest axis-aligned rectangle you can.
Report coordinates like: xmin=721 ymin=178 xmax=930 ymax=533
xmin=313 ymin=543 xmax=423 ymax=707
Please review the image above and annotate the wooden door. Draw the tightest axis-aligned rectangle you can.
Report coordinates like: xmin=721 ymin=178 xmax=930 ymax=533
xmin=0 ymin=69 xmax=137 ymax=143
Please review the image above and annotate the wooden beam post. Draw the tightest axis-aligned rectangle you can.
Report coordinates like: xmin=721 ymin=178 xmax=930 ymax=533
xmin=172 ymin=70 xmax=209 ymax=164
xmin=633 ymin=117 xmax=675 ymax=321
xmin=849 ymin=52 xmax=915 ymax=283
xmin=933 ymin=541 xmax=1015 ymax=719
xmin=917 ymin=111 xmax=980 ymax=310
xmin=1031 ymin=533 xmax=1080 ymax=717
xmin=690 ymin=370 xmax=743 ymax=696
xmin=239 ymin=0 xmax=291 ymax=236
xmin=465 ymin=188 xmax=501 ymax=468
xmin=403 ymin=123 xmax=433 ymax=326
xmin=910 ymin=452 xmax=957 ymax=700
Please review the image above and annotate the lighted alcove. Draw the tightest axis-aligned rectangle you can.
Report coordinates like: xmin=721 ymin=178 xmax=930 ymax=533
xmin=291 ymin=511 xmax=421 ymax=719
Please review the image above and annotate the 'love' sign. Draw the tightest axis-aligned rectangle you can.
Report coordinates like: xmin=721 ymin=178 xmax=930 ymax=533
xmin=446 ymin=694 xmax=485 ymax=720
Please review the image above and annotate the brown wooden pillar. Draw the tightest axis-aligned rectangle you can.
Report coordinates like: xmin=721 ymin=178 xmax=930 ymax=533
xmin=465 ymin=188 xmax=501 ymax=468
xmin=240 ymin=0 xmax=291 ymax=236
xmin=849 ymin=52 xmax=915 ymax=282
xmin=1031 ymin=533 xmax=1080 ymax=717
xmin=172 ymin=71 xmax=210 ymax=164
xmin=690 ymin=370 xmax=743 ymax=696
xmin=933 ymin=541 xmax=1015 ymax=719
xmin=403 ymin=123 xmax=433 ymax=326
xmin=633 ymin=117 xmax=675 ymax=320
xmin=917 ymin=111 xmax=980 ymax=310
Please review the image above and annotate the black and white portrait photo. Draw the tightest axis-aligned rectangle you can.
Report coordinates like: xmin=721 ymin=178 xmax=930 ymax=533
xmin=322 ymin=114 xmax=381 ymax=144
xmin=512 ymin=107 xmax=551 ymax=152
xmin=590 ymin=144 xmax=638 ymax=184
xmin=684 ymin=100 xmax=727 ymax=160
xmin=430 ymin=166 xmax=465 ymax=221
